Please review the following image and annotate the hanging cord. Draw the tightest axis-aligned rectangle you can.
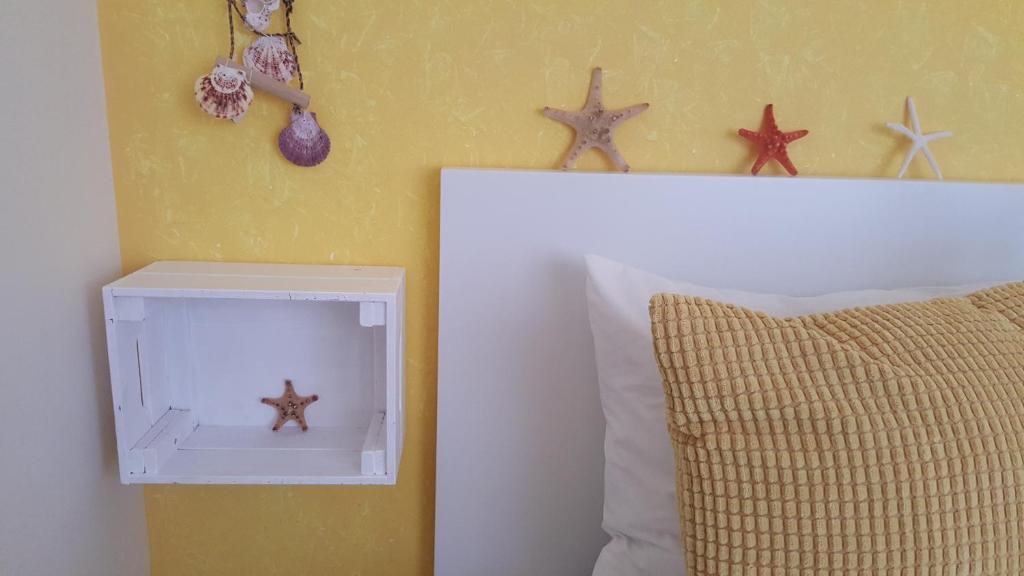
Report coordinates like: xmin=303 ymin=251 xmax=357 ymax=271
xmin=283 ymin=0 xmax=305 ymax=92
xmin=227 ymin=0 xmax=236 ymax=60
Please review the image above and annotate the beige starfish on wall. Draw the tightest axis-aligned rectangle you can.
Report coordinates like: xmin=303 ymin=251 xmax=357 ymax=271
xmin=542 ymin=68 xmax=649 ymax=172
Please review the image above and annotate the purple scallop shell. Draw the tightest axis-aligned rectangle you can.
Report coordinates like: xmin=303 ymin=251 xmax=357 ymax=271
xmin=278 ymin=109 xmax=331 ymax=167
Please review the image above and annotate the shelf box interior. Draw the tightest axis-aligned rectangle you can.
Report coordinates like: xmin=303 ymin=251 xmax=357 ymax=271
xmin=104 ymin=263 xmax=404 ymax=485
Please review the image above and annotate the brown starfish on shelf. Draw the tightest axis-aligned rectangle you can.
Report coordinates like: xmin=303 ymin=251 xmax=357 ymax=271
xmin=261 ymin=379 xmax=319 ymax=431
xmin=542 ymin=67 xmax=649 ymax=172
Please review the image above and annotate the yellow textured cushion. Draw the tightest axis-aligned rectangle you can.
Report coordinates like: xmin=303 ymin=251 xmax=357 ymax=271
xmin=649 ymin=283 xmax=1024 ymax=575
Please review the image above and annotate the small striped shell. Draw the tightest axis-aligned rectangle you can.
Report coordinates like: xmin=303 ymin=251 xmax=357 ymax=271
xmin=194 ymin=64 xmax=253 ymax=121
xmin=279 ymin=109 xmax=331 ymax=167
xmin=243 ymin=36 xmax=297 ymax=84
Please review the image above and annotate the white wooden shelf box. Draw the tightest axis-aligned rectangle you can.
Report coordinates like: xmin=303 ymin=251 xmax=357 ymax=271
xmin=102 ymin=261 xmax=405 ymax=485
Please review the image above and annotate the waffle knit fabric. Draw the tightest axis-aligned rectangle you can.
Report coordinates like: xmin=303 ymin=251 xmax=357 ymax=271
xmin=649 ymin=283 xmax=1024 ymax=575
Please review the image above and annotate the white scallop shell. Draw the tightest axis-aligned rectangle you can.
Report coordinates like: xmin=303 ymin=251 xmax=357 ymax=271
xmin=243 ymin=36 xmax=297 ymax=84
xmin=244 ymin=10 xmax=270 ymax=32
xmin=246 ymin=0 xmax=280 ymax=14
xmin=244 ymin=0 xmax=279 ymax=32
xmin=194 ymin=64 xmax=253 ymax=121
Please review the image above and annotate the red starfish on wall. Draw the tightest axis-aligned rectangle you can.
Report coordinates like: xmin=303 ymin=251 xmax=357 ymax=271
xmin=738 ymin=104 xmax=808 ymax=176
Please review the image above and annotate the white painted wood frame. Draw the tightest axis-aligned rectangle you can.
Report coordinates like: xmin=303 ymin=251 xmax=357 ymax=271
xmin=103 ymin=261 xmax=405 ymax=485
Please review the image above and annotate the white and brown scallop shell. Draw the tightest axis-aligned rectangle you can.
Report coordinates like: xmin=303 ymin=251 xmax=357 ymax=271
xmin=243 ymin=36 xmax=297 ymax=84
xmin=194 ymin=64 xmax=253 ymax=121
xmin=244 ymin=0 xmax=279 ymax=32
xmin=278 ymin=109 xmax=331 ymax=167
xmin=246 ymin=0 xmax=280 ymax=14
xmin=244 ymin=10 xmax=269 ymax=32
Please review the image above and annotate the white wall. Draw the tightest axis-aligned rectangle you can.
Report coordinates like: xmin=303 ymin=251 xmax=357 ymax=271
xmin=0 ymin=3 xmax=150 ymax=575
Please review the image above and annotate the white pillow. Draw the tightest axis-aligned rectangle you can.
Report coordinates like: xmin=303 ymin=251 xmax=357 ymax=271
xmin=585 ymin=254 xmax=999 ymax=576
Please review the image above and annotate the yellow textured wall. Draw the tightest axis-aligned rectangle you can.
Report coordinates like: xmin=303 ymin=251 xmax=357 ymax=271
xmin=96 ymin=1 xmax=1024 ymax=574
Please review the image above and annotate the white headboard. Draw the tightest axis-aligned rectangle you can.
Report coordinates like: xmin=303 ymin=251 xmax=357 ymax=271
xmin=435 ymin=169 xmax=1024 ymax=576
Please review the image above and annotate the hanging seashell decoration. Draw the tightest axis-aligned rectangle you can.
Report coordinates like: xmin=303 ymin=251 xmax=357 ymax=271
xmin=243 ymin=0 xmax=279 ymax=32
xmin=278 ymin=108 xmax=331 ymax=167
xmin=243 ymin=36 xmax=297 ymax=84
xmin=194 ymin=63 xmax=254 ymax=121
xmin=198 ymin=1 xmax=329 ymax=166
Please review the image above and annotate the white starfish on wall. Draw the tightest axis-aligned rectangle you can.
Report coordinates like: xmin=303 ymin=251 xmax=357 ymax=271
xmin=886 ymin=97 xmax=953 ymax=180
